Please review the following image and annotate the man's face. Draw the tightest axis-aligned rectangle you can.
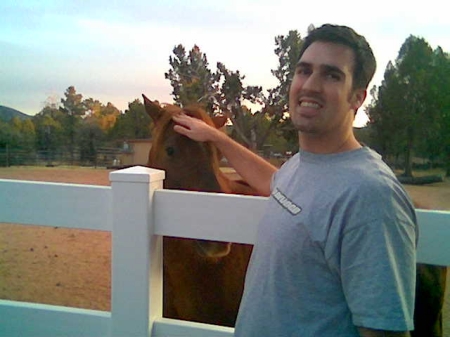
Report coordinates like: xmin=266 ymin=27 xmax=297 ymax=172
xmin=289 ymin=41 xmax=365 ymax=136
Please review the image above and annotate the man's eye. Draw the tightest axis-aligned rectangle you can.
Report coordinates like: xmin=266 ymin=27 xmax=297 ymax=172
xmin=296 ymin=68 xmax=309 ymax=75
xmin=327 ymin=73 xmax=341 ymax=81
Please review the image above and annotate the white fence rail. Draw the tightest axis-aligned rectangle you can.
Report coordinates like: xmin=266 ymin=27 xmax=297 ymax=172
xmin=0 ymin=166 xmax=449 ymax=337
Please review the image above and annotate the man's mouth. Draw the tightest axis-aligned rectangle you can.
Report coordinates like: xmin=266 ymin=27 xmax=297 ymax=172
xmin=299 ymin=101 xmax=321 ymax=108
xmin=298 ymin=96 xmax=323 ymax=108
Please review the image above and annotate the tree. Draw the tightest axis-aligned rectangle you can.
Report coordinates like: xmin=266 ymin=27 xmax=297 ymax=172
xmin=84 ymin=99 xmax=120 ymax=133
xmin=215 ymin=62 xmax=264 ymax=150
xmin=33 ymin=105 xmax=65 ymax=164
xmin=165 ymin=42 xmax=300 ymax=152
xmin=426 ymin=47 xmax=450 ymax=176
xmin=165 ymin=45 xmax=219 ymax=111
xmin=78 ymin=117 xmax=103 ymax=166
xmin=61 ymin=86 xmax=86 ymax=117
xmin=270 ymin=30 xmax=304 ymax=112
xmin=366 ymin=62 xmax=406 ymax=163
xmin=0 ymin=120 xmax=36 ymax=166
xmin=397 ymin=36 xmax=438 ymax=176
xmin=367 ymin=36 xmax=438 ymax=177
xmin=99 ymin=102 xmax=121 ymax=132
xmin=109 ymin=99 xmax=151 ymax=140
xmin=0 ymin=120 xmax=15 ymax=166
xmin=215 ymin=30 xmax=305 ymax=151
xmin=83 ymin=98 xmax=103 ymax=117
xmin=60 ymin=86 xmax=87 ymax=163
xmin=262 ymin=30 xmax=305 ymax=151
xmin=10 ymin=117 xmax=36 ymax=151
xmin=165 ymin=44 xmax=266 ymax=149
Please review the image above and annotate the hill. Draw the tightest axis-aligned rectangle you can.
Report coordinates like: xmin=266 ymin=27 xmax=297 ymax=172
xmin=0 ymin=105 xmax=32 ymax=122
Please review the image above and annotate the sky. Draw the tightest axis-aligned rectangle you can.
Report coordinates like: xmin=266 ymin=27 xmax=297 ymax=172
xmin=1 ymin=1 xmax=449 ymax=127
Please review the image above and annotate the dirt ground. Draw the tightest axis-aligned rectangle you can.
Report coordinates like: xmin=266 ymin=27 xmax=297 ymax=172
xmin=0 ymin=167 xmax=113 ymax=311
xmin=0 ymin=166 xmax=449 ymax=334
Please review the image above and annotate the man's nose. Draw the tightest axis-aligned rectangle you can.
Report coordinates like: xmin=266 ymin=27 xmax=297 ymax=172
xmin=302 ymin=73 xmax=322 ymax=92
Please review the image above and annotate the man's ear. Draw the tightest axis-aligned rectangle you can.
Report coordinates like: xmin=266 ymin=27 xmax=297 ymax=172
xmin=352 ymin=89 xmax=367 ymax=112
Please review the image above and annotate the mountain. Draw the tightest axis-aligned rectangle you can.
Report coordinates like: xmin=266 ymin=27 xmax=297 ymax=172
xmin=0 ymin=105 xmax=32 ymax=122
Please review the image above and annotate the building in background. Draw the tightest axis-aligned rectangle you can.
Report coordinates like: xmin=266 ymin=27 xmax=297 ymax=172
xmin=116 ymin=139 xmax=152 ymax=167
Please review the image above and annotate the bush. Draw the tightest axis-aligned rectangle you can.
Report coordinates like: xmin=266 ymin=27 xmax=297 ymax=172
xmin=397 ymin=175 xmax=443 ymax=185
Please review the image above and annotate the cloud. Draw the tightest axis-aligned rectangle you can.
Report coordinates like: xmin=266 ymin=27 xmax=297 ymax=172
xmin=1 ymin=0 xmax=450 ymax=117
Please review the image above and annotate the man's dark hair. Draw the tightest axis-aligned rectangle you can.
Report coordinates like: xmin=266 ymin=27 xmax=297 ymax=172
xmin=298 ymin=24 xmax=376 ymax=90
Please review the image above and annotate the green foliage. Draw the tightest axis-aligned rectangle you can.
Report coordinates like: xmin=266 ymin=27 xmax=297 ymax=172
xmin=165 ymin=45 xmax=219 ymax=111
xmin=33 ymin=106 xmax=65 ymax=154
xmin=5 ymin=30 xmax=448 ymax=172
xmin=59 ymin=86 xmax=87 ymax=162
xmin=30 ymin=90 xmax=120 ymax=165
xmin=215 ymin=62 xmax=264 ymax=149
xmin=270 ymin=30 xmax=304 ymax=109
xmin=84 ymin=98 xmax=120 ymax=133
xmin=367 ymin=36 xmax=450 ymax=177
xmin=0 ymin=119 xmax=34 ymax=166
xmin=0 ymin=120 xmax=16 ymax=148
xmin=11 ymin=117 xmax=36 ymax=150
xmin=109 ymin=99 xmax=151 ymax=140
xmin=264 ymin=30 xmax=304 ymax=151
xmin=165 ymin=44 xmax=266 ymax=149
xmin=428 ymin=47 xmax=450 ymax=175
xmin=164 ymin=31 xmax=305 ymax=153
xmin=77 ymin=118 xmax=104 ymax=165
xmin=60 ymin=86 xmax=87 ymax=117
xmin=366 ymin=62 xmax=406 ymax=157
xmin=0 ymin=117 xmax=35 ymax=151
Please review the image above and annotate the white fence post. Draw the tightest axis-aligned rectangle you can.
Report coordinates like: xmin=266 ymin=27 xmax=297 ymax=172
xmin=109 ymin=166 xmax=165 ymax=337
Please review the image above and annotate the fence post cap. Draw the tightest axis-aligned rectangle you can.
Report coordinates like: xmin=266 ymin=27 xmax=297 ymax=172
xmin=109 ymin=166 xmax=165 ymax=183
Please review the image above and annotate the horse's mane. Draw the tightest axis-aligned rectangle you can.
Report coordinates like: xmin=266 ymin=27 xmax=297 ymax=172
xmin=149 ymin=104 xmax=222 ymax=167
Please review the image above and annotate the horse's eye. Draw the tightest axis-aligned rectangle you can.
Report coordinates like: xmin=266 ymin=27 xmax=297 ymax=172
xmin=166 ymin=146 xmax=175 ymax=156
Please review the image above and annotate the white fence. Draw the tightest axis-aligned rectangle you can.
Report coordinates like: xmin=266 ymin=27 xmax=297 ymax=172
xmin=0 ymin=166 xmax=449 ymax=337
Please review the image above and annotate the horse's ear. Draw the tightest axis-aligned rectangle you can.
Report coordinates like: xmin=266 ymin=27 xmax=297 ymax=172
xmin=212 ymin=115 xmax=228 ymax=129
xmin=142 ymin=94 xmax=164 ymax=123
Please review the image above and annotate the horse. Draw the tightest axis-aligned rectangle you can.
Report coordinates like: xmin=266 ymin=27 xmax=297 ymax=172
xmin=412 ymin=244 xmax=447 ymax=336
xmin=143 ymin=94 xmax=254 ymax=326
xmin=142 ymin=94 xmax=447 ymax=334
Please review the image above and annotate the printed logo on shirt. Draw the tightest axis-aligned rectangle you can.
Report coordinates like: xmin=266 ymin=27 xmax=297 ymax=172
xmin=271 ymin=188 xmax=302 ymax=215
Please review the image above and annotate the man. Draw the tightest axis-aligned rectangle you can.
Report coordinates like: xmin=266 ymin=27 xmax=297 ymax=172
xmin=172 ymin=24 xmax=417 ymax=337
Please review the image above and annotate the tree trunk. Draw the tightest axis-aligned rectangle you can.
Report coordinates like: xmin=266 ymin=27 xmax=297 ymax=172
xmin=403 ymin=127 xmax=414 ymax=178
xmin=255 ymin=115 xmax=282 ymax=151
xmin=445 ymin=155 xmax=450 ymax=177
xmin=225 ymin=110 xmax=252 ymax=149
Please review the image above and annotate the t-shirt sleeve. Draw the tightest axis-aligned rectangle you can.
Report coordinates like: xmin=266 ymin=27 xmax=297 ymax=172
xmin=340 ymin=216 xmax=416 ymax=331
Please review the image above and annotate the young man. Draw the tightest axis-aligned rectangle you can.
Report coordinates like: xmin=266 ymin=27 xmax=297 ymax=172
xmin=172 ymin=24 xmax=417 ymax=337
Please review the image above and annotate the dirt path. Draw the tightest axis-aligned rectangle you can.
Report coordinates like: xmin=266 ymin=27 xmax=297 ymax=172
xmin=1 ymin=166 xmax=449 ymax=334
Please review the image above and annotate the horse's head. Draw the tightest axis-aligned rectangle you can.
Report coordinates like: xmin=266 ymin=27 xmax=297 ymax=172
xmin=143 ymin=94 xmax=227 ymax=192
xmin=143 ymin=94 xmax=232 ymax=258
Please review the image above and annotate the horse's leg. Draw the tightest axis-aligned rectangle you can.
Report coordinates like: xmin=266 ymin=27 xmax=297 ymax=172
xmin=412 ymin=263 xmax=447 ymax=337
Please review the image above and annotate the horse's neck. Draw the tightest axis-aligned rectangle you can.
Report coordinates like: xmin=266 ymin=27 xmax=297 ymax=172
xmin=216 ymin=169 xmax=257 ymax=196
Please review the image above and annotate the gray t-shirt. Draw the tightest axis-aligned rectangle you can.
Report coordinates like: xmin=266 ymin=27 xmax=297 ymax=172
xmin=235 ymin=147 xmax=417 ymax=337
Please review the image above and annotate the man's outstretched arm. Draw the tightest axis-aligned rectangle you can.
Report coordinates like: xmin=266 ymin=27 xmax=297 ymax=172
xmin=172 ymin=113 xmax=277 ymax=196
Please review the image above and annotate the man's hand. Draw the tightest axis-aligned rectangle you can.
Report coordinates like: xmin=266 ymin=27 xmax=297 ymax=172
xmin=172 ymin=112 xmax=277 ymax=196
xmin=172 ymin=113 xmax=222 ymax=143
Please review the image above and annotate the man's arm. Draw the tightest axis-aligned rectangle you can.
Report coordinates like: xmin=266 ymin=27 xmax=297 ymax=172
xmin=172 ymin=113 xmax=277 ymax=196
xmin=358 ymin=327 xmax=411 ymax=337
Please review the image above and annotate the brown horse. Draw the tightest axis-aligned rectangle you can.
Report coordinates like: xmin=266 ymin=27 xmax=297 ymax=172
xmin=413 ymin=262 xmax=447 ymax=336
xmin=143 ymin=94 xmax=447 ymax=334
xmin=143 ymin=94 xmax=254 ymax=326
